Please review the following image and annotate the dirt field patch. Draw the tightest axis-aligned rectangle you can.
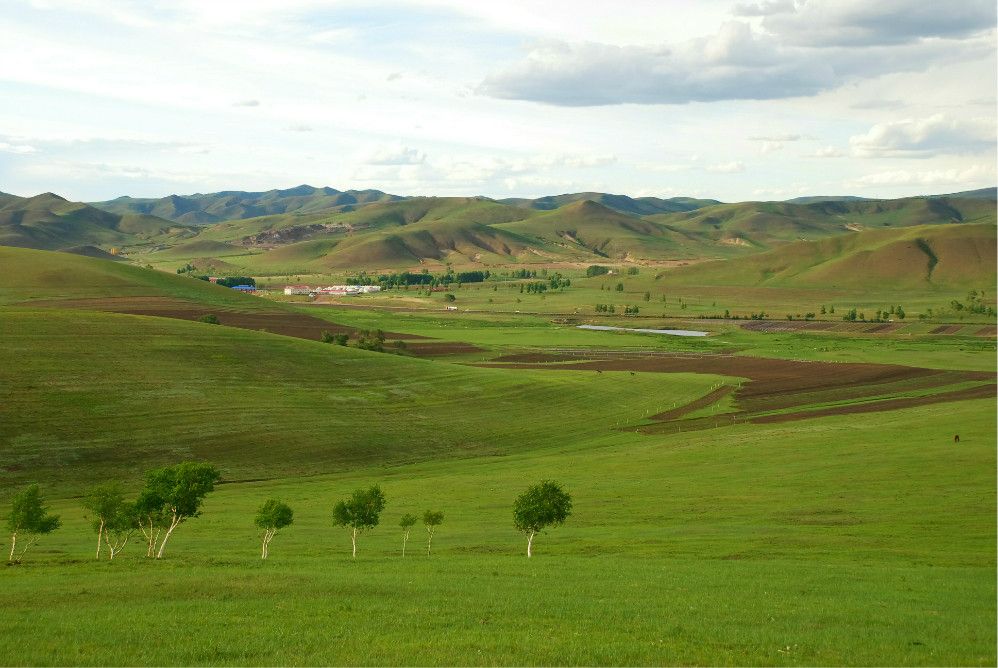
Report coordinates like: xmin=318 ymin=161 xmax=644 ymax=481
xmin=975 ymin=326 xmax=996 ymax=337
xmin=405 ymin=342 xmax=486 ymax=357
xmin=930 ymin=325 xmax=962 ymax=334
xmin=482 ymin=351 xmax=994 ymax=432
xmin=27 ymin=296 xmax=427 ymax=342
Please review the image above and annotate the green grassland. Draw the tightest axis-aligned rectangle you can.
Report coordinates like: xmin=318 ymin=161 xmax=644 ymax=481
xmin=0 ymin=305 xmax=725 ymax=490
xmin=0 ymin=246 xmax=272 ymax=309
xmin=0 ymin=243 xmax=995 ymax=665
xmin=0 ymin=397 xmax=993 ymax=665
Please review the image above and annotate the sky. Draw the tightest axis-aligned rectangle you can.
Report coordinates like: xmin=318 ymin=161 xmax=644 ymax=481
xmin=0 ymin=0 xmax=995 ymax=202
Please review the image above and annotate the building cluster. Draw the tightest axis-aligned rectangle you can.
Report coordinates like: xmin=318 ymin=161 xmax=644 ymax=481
xmin=283 ymin=285 xmax=382 ymax=296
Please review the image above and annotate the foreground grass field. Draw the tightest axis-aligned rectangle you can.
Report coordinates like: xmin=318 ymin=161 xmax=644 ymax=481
xmin=1 ymin=399 xmax=993 ymax=665
xmin=0 ymin=249 xmax=994 ymax=665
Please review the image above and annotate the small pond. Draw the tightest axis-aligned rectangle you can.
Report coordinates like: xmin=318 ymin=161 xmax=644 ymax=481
xmin=576 ymin=324 xmax=709 ymax=337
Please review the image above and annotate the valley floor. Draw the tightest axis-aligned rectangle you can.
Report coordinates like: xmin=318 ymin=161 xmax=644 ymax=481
xmin=0 ymin=261 xmax=995 ymax=666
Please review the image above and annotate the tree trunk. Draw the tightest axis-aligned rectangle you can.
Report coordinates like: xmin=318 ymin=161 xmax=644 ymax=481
xmin=426 ymin=528 xmax=434 ymax=556
xmin=402 ymin=532 xmax=408 ymax=557
xmin=141 ymin=519 xmax=159 ymax=558
xmin=95 ymin=519 xmax=105 ymax=560
xmin=527 ymin=531 xmax=535 ymax=558
xmin=156 ymin=514 xmax=182 ymax=559
xmin=261 ymin=529 xmax=275 ymax=559
xmin=351 ymin=527 xmax=357 ymax=558
xmin=8 ymin=532 xmax=16 ymax=562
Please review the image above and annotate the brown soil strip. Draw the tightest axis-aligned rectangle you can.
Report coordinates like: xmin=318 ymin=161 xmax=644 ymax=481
xmin=975 ymin=326 xmax=996 ymax=337
xmin=25 ymin=296 xmax=428 ymax=341
xmin=750 ymin=384 xmax=996 ymax=424
xmin=930 ymin=325 xmax=962 ymax=334
xmin=405 ymin=342 xmax=486 ymax=357
xmin=740 ymin=320 xmax=832 ymax=333
xmin=480 ymin=352 xmax=995 ymax=431
xmin=864 ymin=324 xmax=901 ymax=333
xmin=648 ymin=385 xmax=734 ymax=421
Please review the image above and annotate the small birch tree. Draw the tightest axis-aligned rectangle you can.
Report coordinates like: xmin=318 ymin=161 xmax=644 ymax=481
xmin=399 ymin=513 xmax=418 ymax=557
xmin=102 ymin=501 xmax=138 ymax=561
xmin=142 ymin=462 xmax=221 ymax=559
xmin=7 ymin=484 xmax=61 ymax=563
xmin=82 ymin=483 xmax=136 ymax=560
xmin=134 ymin=487 xmax=168 ymax=558
xmin=255 ymin=499 xmax=293 ymax=559
xmin=332 ymin=485 xmax=386 ymax=558
xmin=512 ymin=480 xmax=572 ymax=558
xmin=422 ymin=510 xmax=443 ymax=556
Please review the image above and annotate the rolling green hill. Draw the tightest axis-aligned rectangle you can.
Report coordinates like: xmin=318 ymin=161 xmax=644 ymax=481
xmin=662 ymin=222 xmax=997 ymax=290
xmin=653 ymin=196 xmax=996 ymax=250
xmin=494 ymin=200 xmax=702 ymax=259
xmin=3 ymin=187 xmax=994 ymax=272
xmin=92 ymin=185 xmax=403 ymax=225
xmin=500 ymin=192 xmax=720 ymax=215
xmin=0 ymin=245 xmax=274 ymax=307
xmin=0 ymin=193 xmax=190 ymax=252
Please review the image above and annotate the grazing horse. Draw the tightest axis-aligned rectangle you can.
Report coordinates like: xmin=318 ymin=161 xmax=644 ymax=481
xmin=954 ymin=434 xmax=960 ymax=443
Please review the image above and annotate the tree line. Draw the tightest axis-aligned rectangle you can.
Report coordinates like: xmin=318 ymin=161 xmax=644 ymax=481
xmin=345 ymin=270 xmax=492 ymax=288
xmin=5 ymin=465 xmax=572 ymax=563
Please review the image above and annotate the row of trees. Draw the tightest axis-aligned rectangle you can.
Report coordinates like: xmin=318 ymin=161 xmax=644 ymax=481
xmin=593 ymin=304 xmax=640 ymax=314
xmin=841 ymin=306 xmax=906 ymax=322
xmin=345 ymin=270 xmax=492 ymax=288
xmin=6 ymin=468 xmax=573 ymax=563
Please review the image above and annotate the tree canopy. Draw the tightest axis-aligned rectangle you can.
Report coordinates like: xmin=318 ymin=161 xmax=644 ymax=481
xmin=255 ymin=499 xmax=294 ymax=559
xmin=7 ymin=484 xmax=61 ymax=562
xmin=513 ymin=480 xmax=572 ymax=557
xmin=142 ymin=461 xmax=221 ymax=558
xmin=332 ymin=485 xmax=387 ymax=557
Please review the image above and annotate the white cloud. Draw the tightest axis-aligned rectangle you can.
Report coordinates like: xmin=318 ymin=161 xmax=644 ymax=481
xmin=809 ymin=145 xmax=846 ymax=158
xmin=748 ymin=133 xmax=806 ymax=142
xmin=285 ymin=124 xmax=313 ymax=132
xmin=706 ymin=161 xmax=746 ymax=173
xmin=364 ymin=144 xmax=427 ymax=165
xmin=850 ymin=163 xmax=994 ymax=188
xmin=233 ymin=99 xmax=260 ymax=107
xmin=0 ymin=141 xmax=37 ymax=154
xmin=760 ymin=0 xmax=996 ymax=47
xmin=849 ymin=114 xmax=995 ymax=158
xmin=758 ymin=141 xmax=784 ymax=154
xmin=480 ymin=17 xmax=990 ymax=106
xmin=733 ymin=1 xmax=795 ymax=18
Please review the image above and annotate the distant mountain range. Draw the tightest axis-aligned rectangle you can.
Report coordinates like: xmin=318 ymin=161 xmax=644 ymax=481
xmin=0 ymin=185 xmax=993 ymax=276
xmin=92 ymin=185 xmax=403 ymax=225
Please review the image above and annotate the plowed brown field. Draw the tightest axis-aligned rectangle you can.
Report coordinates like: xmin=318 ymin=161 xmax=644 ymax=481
xmin=482 ymin=351 xmax=994 ymax=432
xmin=27 ymin=296 xmax=426 ymax=341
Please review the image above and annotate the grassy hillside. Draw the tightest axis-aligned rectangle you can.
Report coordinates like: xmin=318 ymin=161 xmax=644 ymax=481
xmin=6 ymin=188 xmax=994 ymax=273
xmin=0 ymin=193 xmax=189 ymax=252
xmin=0 ymin=245 xmax=274 ymax=308
xmin=166 ymin=198 xmax=554 ymax=270
xmin=500 ymin=192 xmax=720 ymax=215
xmin=92 ymin=185 xmax=403 ymax=225
xmin=662 ymin=222 xmax=997 ymax=290
xmin=494 ymin=200 xmax=720 ymax=260
xmin=652 ymin=196 xmax=995 ymax=251
xmin=0 ymin=306 xmax=720 ymax=489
